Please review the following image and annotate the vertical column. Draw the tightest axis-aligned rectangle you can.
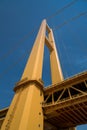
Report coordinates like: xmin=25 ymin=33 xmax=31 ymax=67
xmin=48 ymin=29 xmax=64 ymax=84
xmin=1 ymin=20 xmax=46 ymax=130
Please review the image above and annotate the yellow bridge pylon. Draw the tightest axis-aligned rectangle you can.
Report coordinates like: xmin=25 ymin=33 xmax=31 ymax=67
xmin=2 ymin=20 xmax=87 ymax=130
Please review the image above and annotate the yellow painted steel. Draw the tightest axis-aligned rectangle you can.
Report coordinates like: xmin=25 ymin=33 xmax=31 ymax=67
xmin=1 ymin=20 xmax=76 ymax=130
xmin=21 ymin=19 xmax=46 ymax=80
xmin=48 ymin=29 xmax=64 ymax=84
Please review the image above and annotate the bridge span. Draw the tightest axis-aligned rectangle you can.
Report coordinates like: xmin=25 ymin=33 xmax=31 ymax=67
xmin=43 ymin=71 xmax=87 ymax=128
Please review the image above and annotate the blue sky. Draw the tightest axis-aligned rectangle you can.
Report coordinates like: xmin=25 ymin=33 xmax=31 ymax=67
xmin=0 ymin=0 xmax=87 ymax=129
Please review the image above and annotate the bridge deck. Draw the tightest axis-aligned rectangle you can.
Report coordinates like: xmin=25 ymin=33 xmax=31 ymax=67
xmin=43 ymin=71 xmax=87 ymax=128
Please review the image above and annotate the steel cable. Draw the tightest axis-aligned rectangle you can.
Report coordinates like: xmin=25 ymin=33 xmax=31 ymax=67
xmin=0 ymin=50 xmax=30 ymax=79
xmin=53 ymin=11 xmax=87 ymax=30
xmin=47 ymin=0 xmax=78 ymax=20
xmin=0 ymin=27 xmax=37 ymax=62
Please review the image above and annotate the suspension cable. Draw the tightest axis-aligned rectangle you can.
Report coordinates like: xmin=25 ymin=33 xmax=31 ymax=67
xmin=0 ymin=50 xmax=30 ymax=79
xmin=47 ymin=0 xmax=78 ymax=20
xmin=0 ymin=27 xmax=37 ymax=62
xmin=53 ymin=11 xmax=87 ymax=30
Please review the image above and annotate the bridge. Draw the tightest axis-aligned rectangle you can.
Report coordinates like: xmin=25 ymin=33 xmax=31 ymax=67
xmin=0 ymin=20 xmax=87 ymax=130
xmin=0 ymin=71 xmax=87 ymax=129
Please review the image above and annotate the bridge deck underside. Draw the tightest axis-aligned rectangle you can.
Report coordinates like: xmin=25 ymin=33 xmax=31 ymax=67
xmin=44 ymin=99 xmax=87 ymax=128
xmin=0 ymin=108 xmax=8 ymax=129
xmin=43 ymin=72 xmax=87 ymax=128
